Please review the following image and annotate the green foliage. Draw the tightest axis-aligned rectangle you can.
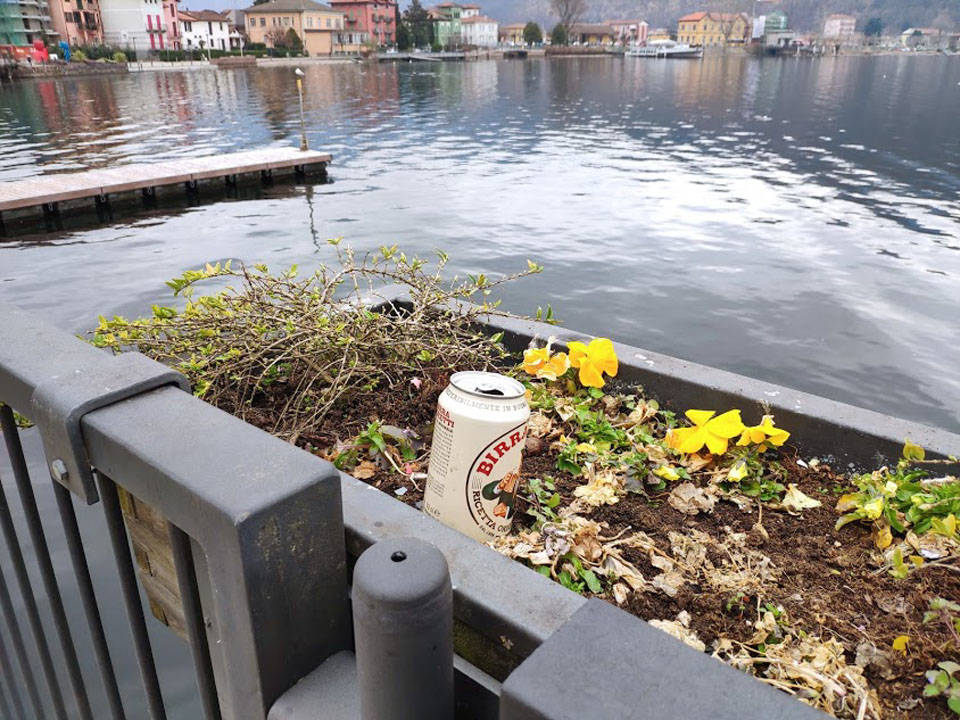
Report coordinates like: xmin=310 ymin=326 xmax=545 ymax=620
xmin=550 ymin=24 xmax=568 ymax=46
xmin=522 ymin=21 xmax=543 ymax=45
xmin=923 ymin=597 xmax=960 ymax=636
xmin=403 ymin=0 xmax=433 ymax=48
xmin=924 ymin=661 xmax=960 ymax=715
xmin=283 ymin=27 xmax=303 ymax=52
xmin=863 ymin=17 xmax=883 ymax=37
xmin=71 ymin=48 xmax=87 ymax=62
xmin=90 ymin=245 xmax=540 ymax=440
xmin=835 ymin=447 xmax=960 ymax=537
xmin=523 ymin=476 xmax=561 ymax=528
xmin=112 ymin=50 xmax=127 ymax=63
xmin=431 ymin=40 xmax=442 ymax=52
xmin=396 ymin=21 xmax=413 ymax=51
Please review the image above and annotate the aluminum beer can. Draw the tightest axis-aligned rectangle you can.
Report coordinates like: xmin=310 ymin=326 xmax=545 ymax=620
xmin=423 ymin=371 xmax=530 ymax=542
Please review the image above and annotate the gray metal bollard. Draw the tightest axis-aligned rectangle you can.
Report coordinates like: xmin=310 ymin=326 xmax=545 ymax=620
xmin=352 ymin=537 xmax=454 ymax=720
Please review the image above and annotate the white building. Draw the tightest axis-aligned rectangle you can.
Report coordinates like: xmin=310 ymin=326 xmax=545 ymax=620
xmin=179 ymin=9 xmax=231 ymax=52
xmin=100 ymin=0 xmax=167 ymax=52
xmin=823 ymin=13 xmax=855 ymax=42
xmin=461 ymin=14 xmax=496 ymax=47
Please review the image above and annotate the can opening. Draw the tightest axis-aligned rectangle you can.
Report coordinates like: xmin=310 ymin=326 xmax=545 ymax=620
xmin=474 ymin=385 xmax=505 ymax=397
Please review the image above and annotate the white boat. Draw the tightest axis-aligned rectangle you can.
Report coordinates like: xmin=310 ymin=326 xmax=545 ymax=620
xmin=627 ymin=41 xmax=702 ymax=59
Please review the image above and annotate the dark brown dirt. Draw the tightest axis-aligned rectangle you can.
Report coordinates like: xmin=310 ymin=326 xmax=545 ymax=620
xmin=241 ymin=371 xmax=958 ymax=719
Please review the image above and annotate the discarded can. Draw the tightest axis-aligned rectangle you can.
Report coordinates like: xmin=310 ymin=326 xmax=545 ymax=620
xmin=423 ymin=371 xmax=530 ymax=542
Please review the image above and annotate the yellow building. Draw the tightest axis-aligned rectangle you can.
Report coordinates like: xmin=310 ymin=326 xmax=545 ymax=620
xmin=677 ymin=11 xmax=749 ymax=47
xmin=243 ymin=0 xmax=360 ymax=56
xmin=569 ymin=23 xmax=615 ymax=45
xmin=647 ymin=27 xmax=672 ymax=42
xmin=499 ymin=23 xmax=525 ymax=45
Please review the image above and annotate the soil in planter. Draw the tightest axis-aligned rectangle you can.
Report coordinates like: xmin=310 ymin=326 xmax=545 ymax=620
xmin=254 ymin=370 xmax=958 ymax=720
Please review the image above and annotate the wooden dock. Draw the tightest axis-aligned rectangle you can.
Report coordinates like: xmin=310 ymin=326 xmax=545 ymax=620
xmin=0 ymin=147 xmax=331 ymax=217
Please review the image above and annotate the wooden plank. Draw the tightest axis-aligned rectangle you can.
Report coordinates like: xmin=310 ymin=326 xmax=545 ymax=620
xmin=0 ymin=147 xmax=331 ymax=212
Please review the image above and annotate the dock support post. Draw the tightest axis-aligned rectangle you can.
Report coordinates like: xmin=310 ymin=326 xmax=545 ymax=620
xmin=0 ymin=211 xmax=5 ymax=237
xmin=224 ymin=174 xmax=237 ymax=187
xmin=41 ymin=202 xmax=62 ymax=231
xmin=141 ymin=187 xmax=156 ymax=206
xmin=94 ymin=194 xmax=112 ymax=222
xmin=260 ymin=169 xmax=273 ymax=185
xmin=294 ymin=164 xmax=305 ymax=181
xmin=319 ymin=163 xmax=328 ymax=182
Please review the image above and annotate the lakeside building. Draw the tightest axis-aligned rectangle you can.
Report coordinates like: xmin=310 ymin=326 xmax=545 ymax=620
xmin=822 ymin=13 xmax=855 ymax=42
xmin=647 ymin=27 xmax=671 ymax=42
xmin=328 ymin=0 xmax=396 ymax=47
xmin=677 ymin=11 xmax=749 ymax=47
xmin=763 ymin=9 xmax=787 ymax=33
xmin=899 ymin=27 xmax=952 ymax=49
xmin=161 ymin=0 xmax=179 ymax=48
xmin=48 ymin=0 xmax=103 ymax=46
xmin=568 ymin=23 xmax=615 ymax=45
xmin=605 ymin=18 xmax=647 ymax=44
xmin=244 ymin=0 xmax=361 ymax=55
xmin=100 ymin=0 xmax=169 ymax=52
xmin=1 ymin=0 xmax=58 ymax=46
xmin=223 ymin=8 xmax=243 ymax=48
xmin=179 ymin=9 xmax=229 ymax=52
xmin=498 ymin=22 xmax=523 ymax=44
xmin=428 ymin=2 xmax=478 ymax=48
xmin=460 ymin=13 xmax=495 ymax=47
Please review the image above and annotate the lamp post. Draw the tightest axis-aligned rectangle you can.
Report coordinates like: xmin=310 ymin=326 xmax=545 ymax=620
xmin=294 ymin=67 xmax=308 ymax=151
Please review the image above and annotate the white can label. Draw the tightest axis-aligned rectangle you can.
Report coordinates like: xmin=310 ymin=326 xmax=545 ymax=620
xmin=466 ymin=422 xmax=526 ymax=537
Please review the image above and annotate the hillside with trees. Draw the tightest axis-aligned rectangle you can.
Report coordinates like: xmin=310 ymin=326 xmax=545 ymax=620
xmin=415 ymin=0 xmax=960 ymax=33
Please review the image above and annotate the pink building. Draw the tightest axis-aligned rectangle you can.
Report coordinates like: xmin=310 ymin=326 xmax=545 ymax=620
xmin=329 ymin=0 xmax=396 ymax=46
xmin=606 ymin=19 xmax=648 ymax=45
xmin=49 ymin=0 xmax=105 ymax=46
xmin=162 ymin=0 xmax=181 ymax=48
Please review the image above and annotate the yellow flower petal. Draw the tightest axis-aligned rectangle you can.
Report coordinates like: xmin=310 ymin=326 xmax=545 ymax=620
xmin=670 ymin=426 xmax=709 ymax=454
xmin=704 ymin=433 xmax=730 ymax=456
xmin=685 ymin=409 xmax=715 ymax=426
xmin=577 ymin=361 xmax=605 ymax=388
xmin=522 ymin=347 xmax=549 ymax=376
xmin=587 ymin=338 xmax=618 ymax=377
xmin=891 ymin=635 xmax=909 ymax=654
xmin=567 ymin=341 xmax=588 ymax=368
xmin=536 ymin=352 xmax=570 ymax=381
xmin=705 ymin=410 xmax=745 ymax=438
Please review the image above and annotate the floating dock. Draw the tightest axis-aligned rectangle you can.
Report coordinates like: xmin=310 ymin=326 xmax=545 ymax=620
xmin=0 ymin=147 xmax=331 ymax=223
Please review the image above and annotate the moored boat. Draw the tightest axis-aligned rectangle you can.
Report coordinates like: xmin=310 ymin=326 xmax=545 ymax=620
xmin=627 ymin=40 xmax=702 ymax=59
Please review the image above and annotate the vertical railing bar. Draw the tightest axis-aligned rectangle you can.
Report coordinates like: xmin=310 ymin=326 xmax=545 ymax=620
xmin=168 ymin=523 xmax=222 ymax=720
xmin=0 ymin=625 xmax=24 ymax=720
xmin=0 ymin=561 xmax=44 ymax=718
xmin=52 ymin=481 xmax=127 ymax=720
xmin=97 ymin=473 xmax=168 ymax=720
xmin=0 ymin=627 xmax=17 ymax=720
xmin=0 ymin=472 xmax=68 ymax=719
xmin=0 ymin=406 xmax=92 ymax=720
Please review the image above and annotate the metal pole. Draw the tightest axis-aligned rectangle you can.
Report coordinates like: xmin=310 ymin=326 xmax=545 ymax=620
xmin=351 ymin=537 xmax=453 ymax=720
xmin=295 ymin=68 xmax=308 ymax=151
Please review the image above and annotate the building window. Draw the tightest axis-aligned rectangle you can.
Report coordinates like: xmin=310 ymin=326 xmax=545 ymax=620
xmin=260 ymin=17 xmax=265 ymax=26
xmin=306 ymin=16 xmax=312 ymax=27
xmin=325 ymin=17 xmax=330 ymax=27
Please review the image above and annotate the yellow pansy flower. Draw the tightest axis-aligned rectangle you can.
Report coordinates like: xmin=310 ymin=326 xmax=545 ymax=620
xmin=666 ymin=409 xmax=745 ymax=456
xmin=568 ymin=338 xmax=618 ymax=388
xmin=653 ymin=465 xmax=680 ymax=481
xmin=736 ymin=415 xmax=790 ymax=448
xmin=521 ymin=347 xmax=570 ymax=381
xmin=862 ymin=497 xmax=884 ymax=520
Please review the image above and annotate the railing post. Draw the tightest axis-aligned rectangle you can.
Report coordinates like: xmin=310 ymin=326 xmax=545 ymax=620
xmin=352 ymin=538 xmax=454 ymax=720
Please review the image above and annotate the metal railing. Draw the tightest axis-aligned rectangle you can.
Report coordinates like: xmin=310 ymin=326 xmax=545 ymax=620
xmin=0 ymin=301 xmax=832 ymax=720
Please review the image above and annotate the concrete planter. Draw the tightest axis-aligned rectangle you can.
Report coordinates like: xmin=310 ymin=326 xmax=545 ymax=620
xmin=127 ymin=286 xmax=959 ymax=688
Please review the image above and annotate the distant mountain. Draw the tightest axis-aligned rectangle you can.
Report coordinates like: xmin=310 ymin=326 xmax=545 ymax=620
xmin=399 ymin=0 xmax=960 ymax=34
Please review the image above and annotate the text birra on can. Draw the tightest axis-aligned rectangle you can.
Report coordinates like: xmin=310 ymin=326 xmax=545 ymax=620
xmin=423 ymin=371 xmax=530 ymax=542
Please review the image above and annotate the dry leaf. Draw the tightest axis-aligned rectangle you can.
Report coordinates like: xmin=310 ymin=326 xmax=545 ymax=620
xmin=668 ymin=482 xmax=717 ymax=515
xmin=777 ymin=484 xmax=822 ymax=514
xmin=352 ymin=461 xmax=378 ymax=479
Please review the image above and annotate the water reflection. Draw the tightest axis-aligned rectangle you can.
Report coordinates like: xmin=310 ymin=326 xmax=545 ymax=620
xmin=1 ymin=55 xmax=958 ymax=436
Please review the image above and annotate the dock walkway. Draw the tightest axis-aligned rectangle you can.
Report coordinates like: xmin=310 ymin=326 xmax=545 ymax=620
xmin=0 ymin=147 xmax=331 ymax=217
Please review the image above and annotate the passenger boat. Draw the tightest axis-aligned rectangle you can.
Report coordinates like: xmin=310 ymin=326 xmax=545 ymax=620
xmin=626 ymin=41 xmax=702 ymax=59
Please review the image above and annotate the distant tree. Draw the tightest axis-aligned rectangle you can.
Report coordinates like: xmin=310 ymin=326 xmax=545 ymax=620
xmin=265 ymin=27 xmax=287 ymax=48
xmin=550 ymin=23 xmax=568 ymax=45
xmin=863 ymin=17 xmax=883 ymax=36
xmin=403 ymin=0 xmax=433 ymax=48
xmin=523 ymin=21 xmax=543 ymax=45
xmin=550 ymin=0 xmax=587 ymax=35
xmin=284 ymin=27 xmax=303 ymax=53
xmin=396 ymin=21 xmax=413 ymax=50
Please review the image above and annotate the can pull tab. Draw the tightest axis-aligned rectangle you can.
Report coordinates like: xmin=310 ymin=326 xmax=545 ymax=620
xmin=473 ymin=384 xmax=505 ymax=396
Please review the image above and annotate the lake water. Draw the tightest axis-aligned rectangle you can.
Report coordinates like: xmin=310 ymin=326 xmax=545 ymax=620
xmin=0 ymin=54 xmax=959 ymax=717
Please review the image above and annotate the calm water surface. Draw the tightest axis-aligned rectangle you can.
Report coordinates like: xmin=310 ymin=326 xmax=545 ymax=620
xmin=0 ymin=54 xmax=959 ymax=717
